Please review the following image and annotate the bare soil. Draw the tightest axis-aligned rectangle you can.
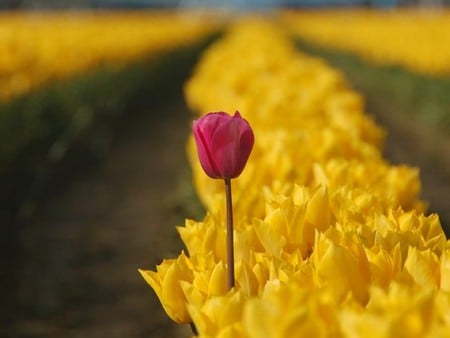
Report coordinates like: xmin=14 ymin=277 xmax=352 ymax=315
xmin=3 ymin=98 xmax=195 ymax=338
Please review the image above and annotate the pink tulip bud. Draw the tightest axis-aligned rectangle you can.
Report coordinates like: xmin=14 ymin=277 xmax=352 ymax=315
xmin=193 ymin=111 xmax=254 ymax=179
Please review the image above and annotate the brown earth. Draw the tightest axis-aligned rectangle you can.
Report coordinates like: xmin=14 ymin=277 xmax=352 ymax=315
xmin=3 ymin=98 xmax=196 ymax=338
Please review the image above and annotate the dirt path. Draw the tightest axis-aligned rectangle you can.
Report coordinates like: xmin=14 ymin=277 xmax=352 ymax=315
xmin=5 ymin=98 xmax=195 ymax=337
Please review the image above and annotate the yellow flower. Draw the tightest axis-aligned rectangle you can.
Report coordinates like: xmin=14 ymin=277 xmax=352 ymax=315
xmin=282 ymin=9 xmax=450 ymax=76
xmin=365 ymin=244 xmax=403 ymax=289
xmin=404 ymin=247 xmax=440 ymax=289
xmin=312 ymin=231 xmax=370 ymax=304
xmin=186 ymin=290 xmax=247 ymax=337
xmin=138 ymin=251 xmax=193 ymax=323
xmin=440 ymin=244 xmax=450 ymax=292
xmin=370 ymin=210 xmax=446 ymax=258
xmin=341 ymin=284 xmax=450 ymax=337
xmin=366 ymin=284 xmax=435 ymax=338
xmin=187 ymin=256 xmax=228 ymax=302
xmin=243 ymin=281 xmax=340 ymax=338
xmin=178 ymin=214 xmax=227 ymax=262
xmin=235 ymin=261 xmax=260 ymax=297
xmin=253 ymin=185 xmax=333 ymax=259
xmin=0 ymin=11 xmax=221 ymax=101
xmin=312 ymin=159 xmax=425 ymax=213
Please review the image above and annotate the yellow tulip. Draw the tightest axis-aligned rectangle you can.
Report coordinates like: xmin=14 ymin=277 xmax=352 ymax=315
xmin=281 ymin=9 xmax=450 ymax=76
xmin=404 ymin=247 xmax=440 ymax=289
xmin=313 ymin=232 xmax=370 ymax=304
xmin=366 ymin=284 xmax=435 ymax=338
xmin=178 ymin=215 xmax=227 ymax=262
xmin=187 ymin=291 xmax=246 ymax=337
xmin=365 ymin=244 xmax=403 ymax=289
xmin=243 ymin=282 xmax=339 ymax=338
xmin=0 ymin=11 xmax=221 ymax=100
xmin=138 ymin=252 xmax=193 ymax=323
xmin=440 ymin=245 xmax=450 ymax=292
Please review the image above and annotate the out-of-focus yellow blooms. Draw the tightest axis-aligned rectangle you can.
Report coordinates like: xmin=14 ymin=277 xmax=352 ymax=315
xmin=341 ymin=283 xmax=449 ymax=338
xmin=365 ymin=245 xmax=403 ymax=290
xmin=243 ymin=281 xmax=341 ymax=338
xmin=312 ymin=159 xmax=426 ymax=213
xmin=0 ymin=10 xmax=221 ymax=101
xmin=140 ymin=18 xmax=450 ymax=337
xmin=440 ymin=245 xmax=450 ymax=292
xmin=369 ymin=210 xmax=446 ymax=259
xmin=184 ymin=18 xmax=426 ymax=226
xmin=404 ymin=247 xmax=440 ymax=289
xmin=281 ymin=9 xmax=450 ymax=76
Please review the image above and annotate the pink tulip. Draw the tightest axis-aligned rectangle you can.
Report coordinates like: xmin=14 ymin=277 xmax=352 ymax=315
xmin=193 ymin=111 xmax=254 ymax=179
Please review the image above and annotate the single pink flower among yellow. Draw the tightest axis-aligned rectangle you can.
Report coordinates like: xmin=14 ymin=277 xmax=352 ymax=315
xmin=192 ymin=111 xmax=254 ymax=180
xmin=192 ymin=110 xmax=254 ymax=291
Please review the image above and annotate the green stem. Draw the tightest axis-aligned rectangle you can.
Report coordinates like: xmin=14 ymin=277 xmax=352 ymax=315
xmin=224 ymin=178 xmax=235 ymax=290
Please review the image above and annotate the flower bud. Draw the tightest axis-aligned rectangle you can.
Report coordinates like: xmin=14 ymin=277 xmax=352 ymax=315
xmin=193 ymin=111 xmax=254 ymax=179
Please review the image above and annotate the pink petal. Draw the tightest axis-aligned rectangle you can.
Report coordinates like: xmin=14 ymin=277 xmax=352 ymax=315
xmin=193 ymin=119 xmax=220 ymax=178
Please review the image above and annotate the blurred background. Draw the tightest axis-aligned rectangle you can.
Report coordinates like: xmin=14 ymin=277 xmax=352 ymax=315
xmin=1 ymin=1 xmax=449 ymax=337
xmin=1 ymin=0 xmax=450 ymax=9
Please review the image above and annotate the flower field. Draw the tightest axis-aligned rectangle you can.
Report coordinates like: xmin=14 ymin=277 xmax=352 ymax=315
xmin=281 ymin=9 xmax=450 ymax=77
xmin=2 ymin=8 xmax=449 ymax=338
xmin=0 ymin=10 xmax=220 ymax=101
xmin=140 ymin=19 xmax=450 ymax=337
xmin=0 ymin=10 xmax=221 ymax=220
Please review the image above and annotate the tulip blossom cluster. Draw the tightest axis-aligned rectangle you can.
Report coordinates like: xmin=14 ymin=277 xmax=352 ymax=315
xmin=140 ymin=19 xmax=450 ymax=337
xmin=0 ymin=10 xmax=220 ymax=101
xmin=281 ymin=9 xmax=450 ymax=77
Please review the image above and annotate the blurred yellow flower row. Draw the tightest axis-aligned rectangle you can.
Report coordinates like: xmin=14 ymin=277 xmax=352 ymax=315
xmin=140 ymin=18 xmax=450 ymax=337
xmin=0 ymin=10 xmax=220 ymax=101
xmin=280 ymin=9 xmax=450 ymax=77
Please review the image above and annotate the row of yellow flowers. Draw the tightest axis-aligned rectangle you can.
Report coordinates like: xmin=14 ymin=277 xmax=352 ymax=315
xmin=0 ymin=10 xmax=220 ymax=101
xmin=140 ymin=18 xmax=450 ymax=337
xmin=280 ymin=9 xmax=450 ymax=77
